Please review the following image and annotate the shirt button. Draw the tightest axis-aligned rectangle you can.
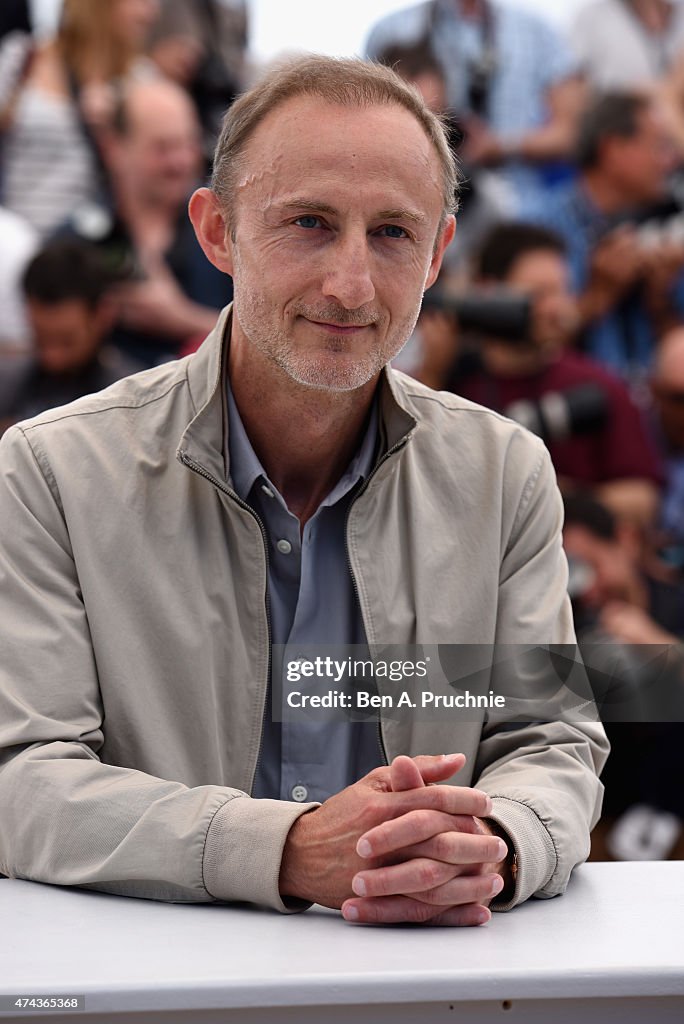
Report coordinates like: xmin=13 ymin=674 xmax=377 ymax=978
xmin=261 ymin=484 xmax=275 ymax=498
xmin=291 ymin=785 xmax=308 ymax=802
xmin=277 ymin=539 xmax=292 ymax=555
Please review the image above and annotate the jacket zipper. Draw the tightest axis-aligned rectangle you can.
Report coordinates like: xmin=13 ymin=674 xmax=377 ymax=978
xmin=178 ymin=450 xmax=272 ymax=794
xmin=344 ymin=432 xmax=413 ymax=768
xmin=182 ymin=428 xmax=413 ymax=782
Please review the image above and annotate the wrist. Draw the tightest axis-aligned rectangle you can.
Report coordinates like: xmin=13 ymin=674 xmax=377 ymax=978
xmin=279 ymin=810 xmax=311 ymax=901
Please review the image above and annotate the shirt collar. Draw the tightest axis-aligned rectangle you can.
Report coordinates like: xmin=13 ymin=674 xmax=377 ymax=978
xmin=226 ymin=372 xmax=380 ymax=508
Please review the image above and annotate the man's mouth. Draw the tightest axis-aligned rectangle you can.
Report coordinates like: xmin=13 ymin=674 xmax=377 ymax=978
xmin=305 ymin=319 xmax=373 ymax=334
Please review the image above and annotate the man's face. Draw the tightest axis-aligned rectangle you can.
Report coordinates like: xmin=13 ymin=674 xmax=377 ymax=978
xmin=505 ymin=249 xmax=577 ymax=354
xmin=223 ymin=96 xmax=453 ymax=392
xmin=28 ymin=299 xmax=107 ymax=375
xmin=125 ymin=93 xmax=202 ymax=210
xmin=604 ymin=107 xmax=677 ymax=206
xmin=563 ymin=524 xmax=637 ymax=610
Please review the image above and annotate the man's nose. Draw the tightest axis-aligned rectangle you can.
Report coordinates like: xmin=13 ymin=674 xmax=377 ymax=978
xmin=320 ymin=233 xmax=376 ymax=309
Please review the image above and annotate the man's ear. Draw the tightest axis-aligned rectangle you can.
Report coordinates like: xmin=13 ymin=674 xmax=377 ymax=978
xmin=425 ymin=214 xmax=456 ymax=290
xmin=188 ymin=187 xmax=234 ymax=275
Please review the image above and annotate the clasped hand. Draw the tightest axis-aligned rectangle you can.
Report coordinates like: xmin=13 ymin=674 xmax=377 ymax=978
xmin=279 ymin=753 xmax=509 ymax=926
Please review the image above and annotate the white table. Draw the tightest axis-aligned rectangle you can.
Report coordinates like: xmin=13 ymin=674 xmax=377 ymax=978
xmin=1 ymin=863 xmax=683 ymax=1023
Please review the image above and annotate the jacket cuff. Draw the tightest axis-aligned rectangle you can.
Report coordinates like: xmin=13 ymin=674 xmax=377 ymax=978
xmin=202 ymin=795 xmax=319 ymax=911
xmin=487 ymin=797 xmax=557 ymax=911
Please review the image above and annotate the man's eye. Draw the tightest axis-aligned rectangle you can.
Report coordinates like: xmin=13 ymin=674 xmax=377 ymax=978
xmin=294 ymin=215 xmax=322 ymax=229
xmin=378 ymin=224 xmax=409 ymax=238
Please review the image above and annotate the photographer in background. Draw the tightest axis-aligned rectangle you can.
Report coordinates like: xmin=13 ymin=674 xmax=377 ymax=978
xmin=366 ymin=0 xmax=585 ymax=212
xmin=522 ymin=91 xmax=684 ymax=390
xmin=412 ymin=222 xmax=662 ymax=527
xmin=0 ymin=239 xmax=138 ymax=435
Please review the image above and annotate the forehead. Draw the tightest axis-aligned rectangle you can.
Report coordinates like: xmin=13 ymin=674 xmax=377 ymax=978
xmin=234 ymin=95 xmax=444 ymax=218
xmin=508 ymin=249 xmax=567 ymax=283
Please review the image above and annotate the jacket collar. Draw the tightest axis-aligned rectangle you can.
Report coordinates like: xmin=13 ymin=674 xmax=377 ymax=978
xmin=178 ymin=304 xmax=417 ymax=484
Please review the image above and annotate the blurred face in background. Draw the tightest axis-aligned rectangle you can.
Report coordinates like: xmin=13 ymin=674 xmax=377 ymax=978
xmin=120 ymin=82 xmax=203 ymax=210
xmin=602 ymin=105 xmax=677 ymax=206
xmin=111 ymin=0 xmax=160 ymax=48
xmin=504 ymin=248 xmax=578 ymax=355
xmin=28 ymin=299 xmax=111 ymax=375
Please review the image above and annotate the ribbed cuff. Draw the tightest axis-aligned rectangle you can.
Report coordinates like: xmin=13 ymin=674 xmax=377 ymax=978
xmin=486 ymin=797 xmax=557 ymax=911
xmin=202 ymin=795 xmax=318 ymax=912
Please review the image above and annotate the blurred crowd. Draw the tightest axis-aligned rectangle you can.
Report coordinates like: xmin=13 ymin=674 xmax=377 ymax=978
xmin=1 ymin=0 xmax=684 ymax=861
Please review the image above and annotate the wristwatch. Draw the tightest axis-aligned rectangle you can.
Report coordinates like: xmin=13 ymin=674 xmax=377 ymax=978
xmin=485 ymin=818 xmax=518 ymax=901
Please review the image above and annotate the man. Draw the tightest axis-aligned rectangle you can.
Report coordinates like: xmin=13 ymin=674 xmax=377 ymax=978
xmin=0 ymin=57 xmax=607 ymax=925
xmin=0 ymin=239 xmax=139 ymax=434
xmin=522 ymin=91 xmax=684 ymax=385
xmin=415 ymin=222 xmax=663 ymax=526
xmin=69 ymin=77 xmax=233 ymax=366
xmin=366 ymin=0 xmax=584 ymax=209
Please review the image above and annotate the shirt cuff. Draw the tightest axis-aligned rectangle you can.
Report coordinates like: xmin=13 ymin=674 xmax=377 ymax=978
xmin=486 ymin=796 xmax=557 ymax=911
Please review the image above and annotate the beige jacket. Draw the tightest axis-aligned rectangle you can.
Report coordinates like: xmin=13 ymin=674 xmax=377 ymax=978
xmin=0 ymin=308 xmax=607 ymax=910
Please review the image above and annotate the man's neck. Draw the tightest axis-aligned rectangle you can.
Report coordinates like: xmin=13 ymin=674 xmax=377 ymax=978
xmin=228 ymin=338 xmax=379 ymax=526
xmin=581 ymin=170 xmax=634 ymax=217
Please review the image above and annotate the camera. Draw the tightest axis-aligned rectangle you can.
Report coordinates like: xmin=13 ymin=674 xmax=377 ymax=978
xmin=422 ymin=287 xmax=532 ymax=342
xmin=635 ymin=211 xmax=684 ymax=251
xmin=504 ymin=383 xmax=609 ymax=444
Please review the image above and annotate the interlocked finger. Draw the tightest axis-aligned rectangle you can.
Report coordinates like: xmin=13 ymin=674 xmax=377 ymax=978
xmin=395 ymin=828 xmax=508 ymax=867
xmin=409 ymin=872 xmax=504 ymax=906
xmin=357 ymin=808 xmax=490 ymax=859
xmin=341 ymin=896 xmax=491 ymax=926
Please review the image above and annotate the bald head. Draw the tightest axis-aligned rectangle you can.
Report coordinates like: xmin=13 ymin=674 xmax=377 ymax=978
xmin=119 ymin=79 xmax=197 ymax=135
xmin=114 ymin=79 xmax=202 ymax=210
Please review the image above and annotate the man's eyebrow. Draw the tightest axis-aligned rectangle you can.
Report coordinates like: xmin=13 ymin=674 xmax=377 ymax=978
xmin=274 ymin=199 xmax=427 ymax=224
xmin=375 ymin=208 xmax=427 ymax=225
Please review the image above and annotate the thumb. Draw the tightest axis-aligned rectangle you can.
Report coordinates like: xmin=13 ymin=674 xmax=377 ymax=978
xmin=391 ymin=753 xmax=466 ymax=791
xmin=390 ymin=755 xmax=425 ymax=792
xmin=415 ymin=752 xmax=466 ymax=785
